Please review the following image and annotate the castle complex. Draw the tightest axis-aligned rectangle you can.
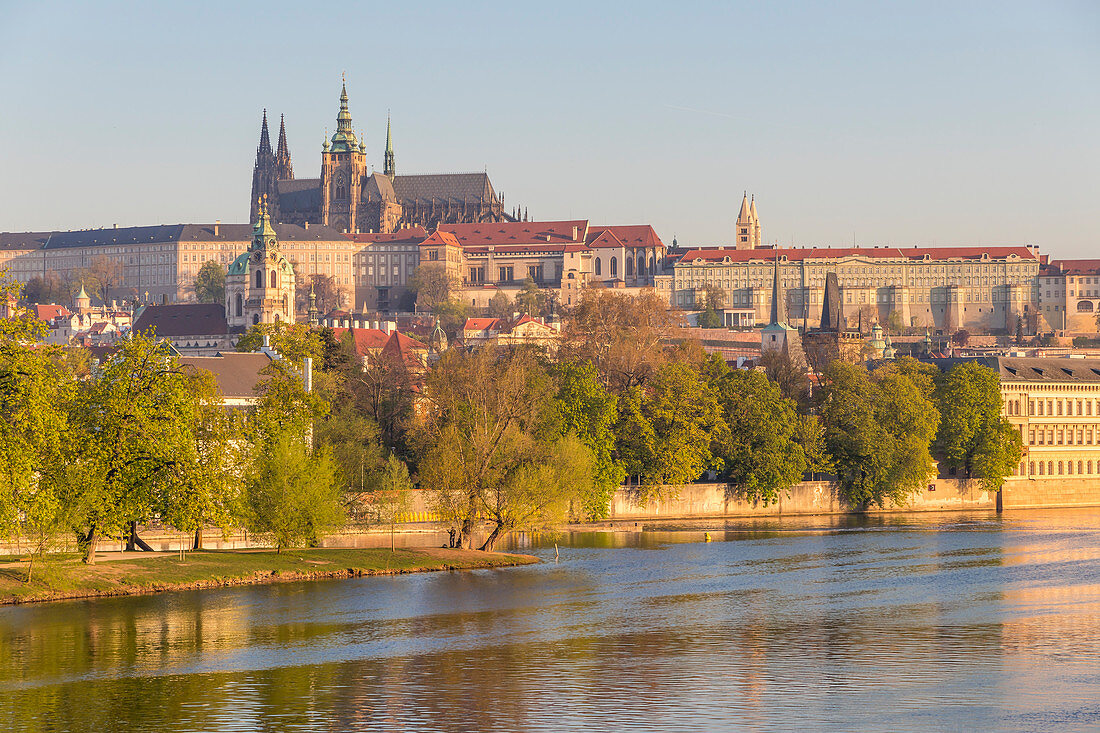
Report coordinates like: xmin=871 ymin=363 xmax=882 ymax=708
xmin=249 ymin=80 xmax=511 ymax=235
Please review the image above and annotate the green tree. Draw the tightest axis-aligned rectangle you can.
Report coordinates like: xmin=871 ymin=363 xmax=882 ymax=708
xmin=20 ymin=274 xmax=67 ymax=305
xmin=193 ymin=261 xmax=226 ymax=304
xmin=408 ymin=263 xmax=455 ymax=312
xmin=157 ymin=369 xmax=244 ymax=550
xmin=486 ymin=290 xmax=513 ymax=319
xmin=374 ymin=454 xmax=413 ymax=551
xmin=433 ymin=298 xmax=470 ymax=340
xmin=820 ymin=361 xmax=939 ymax=509
xmin=615 ymin=361 xmax=720 ymax=496
xmin=698 ymin=283 xmax=725 ymax=329
xmin=0 ymin=273 xmax=74 ymax=579
xmin=554 ymin=360 xmax=625 ymax=519
xmin=417 ymin=348 xmax=589 ymax=550
xmin=934 ymin=362 xmax=1023 ymax=491
xmin=315 ymin=402 xmax=384 ymax=513
xmin=245 ymin=432 xmax=343 ymax=551
xmin=65 ymin=334 xmax=210 ymax=563
xmin=236 ymin=321 xmax=323 ymax=368
xmin=514 ymin=276 xmax=548 ymax=317
xmin=711 ymin=369 xmax=806 ymax=505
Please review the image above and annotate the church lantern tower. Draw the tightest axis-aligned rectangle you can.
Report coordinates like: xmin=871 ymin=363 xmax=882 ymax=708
xmin=226 ymin=196 xmax=296 ymax=329
xmin=320 ymin=77 xmax=368 ymax=233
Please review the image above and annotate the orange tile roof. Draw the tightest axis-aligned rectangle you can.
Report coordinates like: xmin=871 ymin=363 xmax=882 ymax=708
xmin=346 ymin=226 xmax=430 ymax=244
xmin=464 ymin=318 xmax=500 ymax=331
xmin=33 ymin=304 xmax=71 ymax=321
xmin=1047 ymin=259 xmax=1100 ymax=276
xmin=438 ymin=220 xmax=588 ymax=246
xmin=587 ymin=225 xmax=664 ymax=249
xmin=330 ymin=327 xmax=390 ymax=355
xmin=419 ymin=230 xmax=462 ymax=248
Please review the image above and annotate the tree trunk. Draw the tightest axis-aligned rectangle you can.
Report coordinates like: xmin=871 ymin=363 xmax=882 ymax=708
xmin=193 ymin=527 xmax=203 ymax=551
xmin=478 ymin=522 xmax=503 ymax=552
xmin=126 ymin=521 xmax=137 ymax=552
xmin=82 ymin=526 xmax=99 ymax=565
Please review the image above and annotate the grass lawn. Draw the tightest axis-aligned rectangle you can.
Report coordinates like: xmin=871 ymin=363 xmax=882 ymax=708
xmin=0 ymin=547 xmax=537 ymax=605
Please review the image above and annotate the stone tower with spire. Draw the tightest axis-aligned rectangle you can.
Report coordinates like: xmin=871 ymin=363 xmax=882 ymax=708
xmin=735 ymin=192 xmax=761 ymax=250
xmin=383 ymin=114 xmax=395 ymax=180
xmin=249 ymin=110 xmax=279 ymax=224
xmin=761 ymin=254 xmax=807 ymax=368
xmin=320 ymin=77 xmax=368 ymax=234
xmin=275 ymin=114 xmax=294 ymax=181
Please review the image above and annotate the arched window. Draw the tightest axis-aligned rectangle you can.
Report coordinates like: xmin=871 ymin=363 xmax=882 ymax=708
xmin=649 ymin=255 xmax=655 ymax=273
xmin=1038 ymin=462 xmax=1043 ymax=475
xmin=1029 ymin=462 xmax=1035 ymax=476
xmin=271 ymin=271 xmax=277 ymax=289
xmin=255 ymin=269 xmax=263 ymax=289
xmin=274 ymin=313 xmax=281 ymax=323
xmin=336 ymin=185 xmax=348 ymax=200
xmin=235 ymin=293 xmax=243 ymax=317
xmin=1079 ymin=460 xmax=1084 ymax=474
xmin=283 ymin=295 xmax=289 ymax=314
xmin=637 ymin=254 xmax=645 ymax=276
xmin=252 ymin=314 xmax=259 ymax=325
xmin=610 ymin=257 xmax=618 ymax=278
xmin=595 ymin=258 xmax=601 ymax=276
xmin=626 ymin=257 xmax=634 ymax=277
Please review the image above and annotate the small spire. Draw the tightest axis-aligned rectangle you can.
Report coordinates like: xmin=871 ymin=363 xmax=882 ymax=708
xmin=275 ymin=113 xmax=293 ymax=180
xmin=258 ymin=109 xmax=272 ymax=157
xmin=384 ymin=113 xmax=396 ymax=179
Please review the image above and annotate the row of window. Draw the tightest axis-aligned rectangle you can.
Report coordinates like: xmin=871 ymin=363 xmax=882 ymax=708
xmin=1028 ymin=428 xmax=1098 ymax=446
xmin=1021 ymin=460 xmax=1098 ymax=477
xmin=1006 ymin=398 xmax=1100 ymax=417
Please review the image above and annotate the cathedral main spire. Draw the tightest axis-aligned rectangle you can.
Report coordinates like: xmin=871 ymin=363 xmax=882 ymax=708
xmin=275 ymin=113 xmax=293 ymax=180
xmin=329 ymin=76 xmax=359 ymax=152
xmin=383 ymin=113 xmax=395 ymax=179
xmin=257 ymin=110 xmax=272 ymax=158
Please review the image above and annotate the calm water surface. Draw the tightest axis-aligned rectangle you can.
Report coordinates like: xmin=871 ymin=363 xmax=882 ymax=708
xmin=3 ymin=510 xmax=1100 ymax=732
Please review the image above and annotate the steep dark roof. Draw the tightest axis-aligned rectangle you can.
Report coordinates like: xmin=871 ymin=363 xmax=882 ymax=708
xmin=819 ymin=272 xmax=844 ymax=332
xmin=134 ymin=304 xmax=228 ymax=337
xmin=0 ymin=231 xmax=54 ymax=250
xmin=924 ymin=357 xmax=1100 ymax=382
xmin=44 ymin=225 xmax=186 ymax=249
xmin=277 ymin=178 xmax=323 ymax=213
xmin=392 ymin=172 xmax=497 ymax=204
xmin=362 ymin=172 xmax=396 ymax=201
xmin=178 ymin=352 xmax=273 ymax=399
xmin=178 ymin=223 xmax=345 ymax=242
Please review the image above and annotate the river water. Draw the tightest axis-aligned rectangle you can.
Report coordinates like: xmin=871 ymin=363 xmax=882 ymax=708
xmin=2 ymin=510 xmax=1100 ymax=732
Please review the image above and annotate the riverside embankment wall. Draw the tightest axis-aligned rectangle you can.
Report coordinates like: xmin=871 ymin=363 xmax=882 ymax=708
xmin=607 ymin=477 xmax=1100 ymax=520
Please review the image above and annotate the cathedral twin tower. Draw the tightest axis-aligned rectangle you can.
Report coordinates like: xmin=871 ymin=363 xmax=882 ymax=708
xmin=250 ymin=79 xmax=509 ymax=235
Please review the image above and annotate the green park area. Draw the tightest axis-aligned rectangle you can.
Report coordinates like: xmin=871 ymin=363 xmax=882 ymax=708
xmin=0 ymin=547 xmax=537 ymax=605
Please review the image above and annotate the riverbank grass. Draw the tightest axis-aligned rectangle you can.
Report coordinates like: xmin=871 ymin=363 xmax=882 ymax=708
xmin=0 ymin=547 xmax=537 ymax=605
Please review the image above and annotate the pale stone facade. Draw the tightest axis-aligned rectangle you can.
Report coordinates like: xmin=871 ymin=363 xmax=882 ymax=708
xmin=998 ymin=358 xmax=1100 ymax=482
xmin=657 ymin=245 xmax=1041 ymax=334
xmin=1037 ymin=259 xmax=1100 ymax=333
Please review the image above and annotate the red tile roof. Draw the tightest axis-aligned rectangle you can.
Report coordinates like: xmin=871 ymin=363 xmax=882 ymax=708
xmin=381 ymin=331 xmax=428 ymax=369
xmin=419 ymin=230 xmax=462 ymax=248
xmin=1047 ymin=259 xmax=1100 ymax=276
xmin=463 ymin=318 xmax=500 ymax=332
xmin=438 ymin=220 xmax=588 ymax=246
xmin=330 ymin=327 xmax=390 ymax=355
xmin=346 ymin=226 xmax=430 ymax=244
xmin=33 ymin=304 xmax=71 ymax=322
xmin=587 ymin=225 xmax=664 ymax=249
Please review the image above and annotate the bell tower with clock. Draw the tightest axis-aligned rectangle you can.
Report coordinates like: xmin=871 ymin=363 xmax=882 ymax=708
xmin=226 ymin=195 xmax=297 ymax=329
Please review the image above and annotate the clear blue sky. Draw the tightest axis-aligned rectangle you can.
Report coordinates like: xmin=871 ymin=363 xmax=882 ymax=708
xmin=2 ymin=0 xmax=1098 ymax=256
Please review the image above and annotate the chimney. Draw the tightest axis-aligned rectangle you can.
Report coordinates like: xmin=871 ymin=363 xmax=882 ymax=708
xmin=214 ymin=220 xmax=220 ymax=237
xmin=302 ymin=357 xmax=313 ymax=393
xmin=304 ymin=221 xmax=309 ymax=230
xmin=572 ymin=226 xmax=578 ymax=240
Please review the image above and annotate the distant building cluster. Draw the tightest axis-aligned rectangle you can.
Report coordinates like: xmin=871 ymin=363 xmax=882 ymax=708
xmin=1 ymin=76 xmax=1098 ymax=346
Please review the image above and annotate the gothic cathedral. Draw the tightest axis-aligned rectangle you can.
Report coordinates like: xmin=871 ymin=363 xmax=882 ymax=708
xmin=249 ymin=78 xmax=517 ymax=234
